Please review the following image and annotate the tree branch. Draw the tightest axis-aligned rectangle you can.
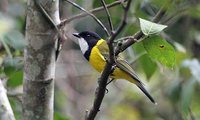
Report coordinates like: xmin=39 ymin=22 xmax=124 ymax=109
xmin=64 ymin=0 xmax=110 ymax=36
xmin=85 ymin=63 xmax=113 ymax=120
xmin=100 ymin=0 xmax=113 ymax=33
xmin=61 ymin=1 xmax=121 ymax=24
xmin=0 ymin=79 xmax=16 ymax=120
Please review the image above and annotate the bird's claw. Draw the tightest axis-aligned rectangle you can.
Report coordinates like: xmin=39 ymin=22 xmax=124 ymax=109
xmin=105 ymin=88 xmax=109 ymax=94
xmin=111 ymin=65 xmax=116 ymax=72
xmin=105 ymin=57 xmax=109 ymax=63
xmin=106 ymin=78 xmax=114 ymax=85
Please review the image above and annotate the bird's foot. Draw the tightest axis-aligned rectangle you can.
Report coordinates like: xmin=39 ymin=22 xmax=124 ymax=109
xmin=106 ymin=78 xmax=114 ymax=86
xmin=105 ymin=88 xmax=109 ymax=94
xmin=111 ymin=65 xmax=116 ymax=72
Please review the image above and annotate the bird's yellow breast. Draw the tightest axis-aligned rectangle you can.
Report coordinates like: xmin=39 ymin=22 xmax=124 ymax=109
xmin=89 ymin=39 xmax=133 ymax=82
xmin=89 ymin=39 xmax=106 ymax=73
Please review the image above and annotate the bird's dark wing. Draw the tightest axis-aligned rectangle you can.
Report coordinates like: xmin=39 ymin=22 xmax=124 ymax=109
xmin=115 ymin=57 xmax=156 ymax=104
xmin=115 ymin=56 xmax=142 ymax=83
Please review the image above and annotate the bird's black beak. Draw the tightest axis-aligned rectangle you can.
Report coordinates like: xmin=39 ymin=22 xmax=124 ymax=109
xmin=73 ymin=33 xmax=80 ymax=38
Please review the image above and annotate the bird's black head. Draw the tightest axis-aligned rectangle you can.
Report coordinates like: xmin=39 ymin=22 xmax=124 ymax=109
xmin=73 ymin=31 xmax=101 ymax=47
xmin=73 ymin=31 xmax=102 ymax=60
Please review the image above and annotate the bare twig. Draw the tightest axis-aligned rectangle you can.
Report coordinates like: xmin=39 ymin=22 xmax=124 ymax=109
xmin=85 ymin=1 xmax=132 ymax=120
xmin=109 ymin=0 xmax=132 ymax=43
xmin=114 ymin=36 xmax=134 ymax=42
xmin=106 ymin=78 xmax=114 ymax=85
xmin=61 ymin=1 xmax=121 ymax=24
xmin=100 ymin=0 xmax=113 ymax=33
xmin=85 ymin=63 xmax=113 ymax=120
xmin=34 ymin=0 xmax=60 ymax=31
xmin=115 ymin=31 xmax=143 ymax=55
xmin=64 ymin=0 xmax=110 ymax=36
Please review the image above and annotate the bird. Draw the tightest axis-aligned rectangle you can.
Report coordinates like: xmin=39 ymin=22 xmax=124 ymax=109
xmin=73 ymin=31 xmax=156 ymax=104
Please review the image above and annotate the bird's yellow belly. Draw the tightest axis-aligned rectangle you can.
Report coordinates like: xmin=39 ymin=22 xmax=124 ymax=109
xmin=89 ymin=47 xmax=133 ymax=82
xmin=89 ymin=47 xmax=106 ymax=73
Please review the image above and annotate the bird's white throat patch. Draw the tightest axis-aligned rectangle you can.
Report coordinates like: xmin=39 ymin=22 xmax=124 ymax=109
xmin=78 ymin=38 xmax=89 ymax=54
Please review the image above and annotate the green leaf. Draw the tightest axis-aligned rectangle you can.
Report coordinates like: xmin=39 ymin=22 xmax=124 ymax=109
xmin=139 ymin=54 xmax=157 ymax=80
xmin=4 ymin=66 xmax=16 ymax=76
xmin=54 ymin=112 xmax=70 ymax=120
xmin=143 ymin=35 xmax=176 ymax=68
xmin=7 ymin=70 xmax=23 ymax=87
xmin=181 ymin=79 xmax=196 ymax=113
xmin=139 ymin=18 xmax=167 ymax=36
xmin=3 ymin=57 xmax=24 ymax=87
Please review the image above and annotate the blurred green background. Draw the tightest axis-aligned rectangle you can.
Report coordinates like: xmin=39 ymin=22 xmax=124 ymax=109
xmin=0 ymin=0 xmax=200 ymax=120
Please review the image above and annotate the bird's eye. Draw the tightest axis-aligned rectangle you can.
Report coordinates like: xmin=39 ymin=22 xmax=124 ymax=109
xmin=87 ymin=35 xmax=90 ymax=37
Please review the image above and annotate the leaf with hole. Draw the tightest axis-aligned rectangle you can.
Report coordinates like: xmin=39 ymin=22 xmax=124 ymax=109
xmin=143 ymin=35 xmax=176 ymax=68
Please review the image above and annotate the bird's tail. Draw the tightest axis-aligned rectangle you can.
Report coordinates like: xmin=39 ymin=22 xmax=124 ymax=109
xmin=136 ymin=82 xmax=156 ymax=104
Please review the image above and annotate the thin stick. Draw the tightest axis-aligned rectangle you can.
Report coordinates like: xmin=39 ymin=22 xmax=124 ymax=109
xmin=109 ymin=0 xmax=132 ymax=43
xmin=64 ymin=0 xmax=110 ymax=36
xmin=106 ymin=78 xmax=114 ymax=85
xmin=34 ymin=0 xmax=59 ymax=32
xmin=108 ymin=0 xmax=132 ymax=64
xmin=100 ymin=0 xmax=113 ymax=33
xmin=61 ymin=1 xmax=121 ymax=24
xmin=114 ymin=36 xmax=134 ymax=42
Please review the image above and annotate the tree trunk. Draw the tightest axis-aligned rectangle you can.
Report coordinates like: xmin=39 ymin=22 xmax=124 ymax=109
xmin=23 ymin=0 xmax=60 ymax=120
